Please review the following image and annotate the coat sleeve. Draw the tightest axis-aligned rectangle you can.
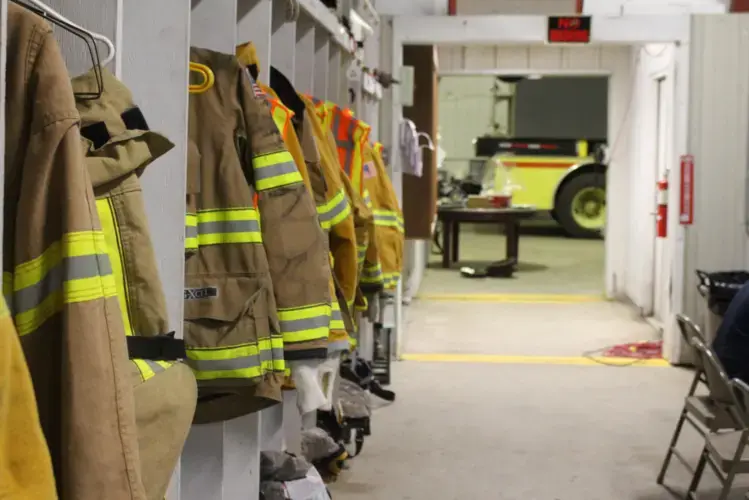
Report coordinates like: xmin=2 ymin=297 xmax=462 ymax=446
xmin=306 ymin=110 xmax=358 ymax=311
xmin=367 ymin=144 xmax=405 ymax=290
xmin=5 ymin=29 xmax=146 ymax=500
xmin=0 ymin=297 xmax=57 ymax=500
xmin=237 ymin=70 xmax=331 ymax=361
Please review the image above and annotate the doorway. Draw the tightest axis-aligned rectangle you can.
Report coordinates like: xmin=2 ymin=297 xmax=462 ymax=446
xmin=430 ymin=71 xmax=609 ymax=297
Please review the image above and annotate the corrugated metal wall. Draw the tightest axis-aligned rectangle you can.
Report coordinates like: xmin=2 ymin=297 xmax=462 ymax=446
xmin=683 ymin=14 xmax=749 ymax=327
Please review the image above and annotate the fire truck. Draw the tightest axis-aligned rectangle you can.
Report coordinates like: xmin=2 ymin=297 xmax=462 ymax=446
xmin=474 ymin=136 xmax=607 ymax=238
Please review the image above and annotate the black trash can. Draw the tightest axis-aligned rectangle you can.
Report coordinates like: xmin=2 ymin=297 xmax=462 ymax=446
xmin=696 ymin=270 xmax=749 ymax=315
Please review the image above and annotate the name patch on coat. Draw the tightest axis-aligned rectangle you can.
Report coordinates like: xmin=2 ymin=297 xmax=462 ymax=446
xmin=184 ymin=287 xmax=219 ymax=300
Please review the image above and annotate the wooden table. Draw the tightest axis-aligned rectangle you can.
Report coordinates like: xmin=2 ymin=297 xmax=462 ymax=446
xmin=436 ymin=206 xmax=538 ymax=269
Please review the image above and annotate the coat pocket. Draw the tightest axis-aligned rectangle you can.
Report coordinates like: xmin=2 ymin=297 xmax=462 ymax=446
xmin=183 ymin=275 xmax=282 ymax=384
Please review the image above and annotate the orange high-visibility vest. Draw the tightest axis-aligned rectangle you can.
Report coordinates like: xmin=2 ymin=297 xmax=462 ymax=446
xmin=330 ymin=105 xmax=370 ymax=196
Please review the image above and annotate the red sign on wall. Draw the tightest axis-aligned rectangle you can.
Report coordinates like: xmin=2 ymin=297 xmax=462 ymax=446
xmin=547 ymin=16 xmax=592 ymax=44
xmin=679 ymin=154 xmax=694 ymax=225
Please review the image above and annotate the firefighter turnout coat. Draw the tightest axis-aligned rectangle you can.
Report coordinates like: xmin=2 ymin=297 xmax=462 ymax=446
xmin=72 ymin=68 xmax=198 ymax=500
xmin=187 ymin=47 xmax=331 ymax=423
xmin=0 ymin=294 xmax=57 ymax=499
xmin=363 ymin=142 xmax=405 ymax=291
xmin=4 ymin=5 xmax=147 ymax=499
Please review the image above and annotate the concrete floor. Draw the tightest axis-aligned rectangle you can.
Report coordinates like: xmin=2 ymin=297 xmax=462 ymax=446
xmin=329 ymin=231 xmax=747 ymax=499
xmin=422 ymin=228 xmax=605 ymax=295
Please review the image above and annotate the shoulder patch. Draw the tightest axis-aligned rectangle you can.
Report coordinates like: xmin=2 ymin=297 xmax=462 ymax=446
xmin=362 ymin=161 xmax=377 ymax=179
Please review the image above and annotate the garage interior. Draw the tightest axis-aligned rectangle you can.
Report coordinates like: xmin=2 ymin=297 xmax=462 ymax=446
xmin=8 ymin=2 xmax=749 ymax=500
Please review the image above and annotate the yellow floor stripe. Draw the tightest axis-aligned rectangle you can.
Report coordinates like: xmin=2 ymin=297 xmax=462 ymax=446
xmin=402 ymin=353 xmax=671 ymax=367
xmin=416 ymin=293 xmax=606 ymax=304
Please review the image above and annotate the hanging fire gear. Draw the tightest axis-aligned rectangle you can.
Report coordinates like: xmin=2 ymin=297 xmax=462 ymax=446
xmin=656 ymin=177 xmax=668 ymax=239
xmin=364 ymin=142 xmax=405 ymax=290
xmin=4 ymin=7 xmax=147 ymax=498
xmin=0 ymin=296 xmax=57 ymax=500
xmin=300 ymin=94 xmax=359 ymax=316
xmin=329 ymin=103 xmax=371 ymax=197
xmin=187 ymin=47 xmax=331 ymax=423
xmin=237 ymin=42 xmax=354 ymax=357
xmin=72 ymin=69 xmax=199 ymax=499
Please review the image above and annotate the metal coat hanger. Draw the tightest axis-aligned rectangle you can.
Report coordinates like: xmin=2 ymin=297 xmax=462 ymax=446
xmin=417 ymin=132 xmax=435 ymax=151
xmin=23 ymin=0 xmax=115 ymax=66
xmin=11 ymin=0 xmax=105 ymax=100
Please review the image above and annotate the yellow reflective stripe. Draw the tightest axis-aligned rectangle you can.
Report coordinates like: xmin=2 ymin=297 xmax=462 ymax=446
xmin=330 ymin=299 xmax=345 ymax=331
xmin=132 ymin=359 xmax=173 ymax=382
xmin=196 ymin=208 xmax=262 ymax=246
xmin=9 ymin=228 xmax=117 ymax=336
xmin=383 ymin=272 xmax=401 ymax=289
xmin=372 ymin=209 xmax=403 ymax=229
xmin=253 ymin=151 xmax=303 ymax=191
xmin=97 ymin=198 xmax=135 ymax=336
xmin=277 ymin=303 xmax=331 ymax=344
xmin=317 ymin=189 xmax=351 ymax=230
xmin=361 ymin=262 xmax=384 ymax=284
xmin=185 ymin=336 xmax=285 ymax=381
xmin=12 ymin=231 xmax=108 ymax=290
xmin=185 ymin=213 xmax=198 ymax=251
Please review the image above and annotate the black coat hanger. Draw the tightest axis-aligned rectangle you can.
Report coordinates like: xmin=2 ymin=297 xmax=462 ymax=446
xmin=269 ymin=66 xmax=305 ymax=119
xmin=11 ymin=0 xmax=104 ymax=100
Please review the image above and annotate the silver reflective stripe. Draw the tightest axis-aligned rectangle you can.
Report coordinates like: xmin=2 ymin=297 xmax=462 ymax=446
xmin=198 ymin=219 xmax=260 ymax=235
xmin=362 ymin=266 xmax=382 ymax=279
xmin=13 ymin=254 xmax=113 ymax=315
xmin=257 ymin=346 xmax=285 ymax=364
xmin=185 ymin=225 xmax=198 ymax=238
xmin=318 ymin=195 xmax=349 ymax=223
xmin=374 ymin=214 xmax=399 ymax=226
xmin=327 ymin=340 xmax=350 ymax=353
xmin=144 ymin=359 xmax=167 ymax=375
xmin=186 ymin=353 xmax=261 ymax=373
xmin=279 ymin=314 xmax=330 ymax=334
xmin=253 ymin=159 xmax=299 ymax=182
xmin=331 ymin=308 xmax=343 ymax=322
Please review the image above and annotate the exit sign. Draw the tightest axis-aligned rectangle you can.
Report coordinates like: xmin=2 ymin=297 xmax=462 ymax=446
xmin=547 ymin=16 xmax=592 ymax=44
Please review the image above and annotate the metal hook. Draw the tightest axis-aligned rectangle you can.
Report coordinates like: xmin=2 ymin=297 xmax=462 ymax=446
xmin=417 ymin=132 xmax=435 ymax=151
xmin=189 ymin=62 xmax=215 ymax=94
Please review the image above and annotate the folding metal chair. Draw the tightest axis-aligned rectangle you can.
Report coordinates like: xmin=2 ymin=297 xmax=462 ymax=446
xmin=657 ymin=315 xmax=737 ymax=486
xmin=686 ymin=339 xmax=749 ymax=500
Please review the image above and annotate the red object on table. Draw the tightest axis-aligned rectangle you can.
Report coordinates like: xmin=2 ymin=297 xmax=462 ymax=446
xmin=490 ymin=195 xmax=512 ymax=208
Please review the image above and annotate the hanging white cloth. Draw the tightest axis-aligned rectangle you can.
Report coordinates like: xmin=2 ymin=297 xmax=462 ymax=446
xmin=399 ymin=118 xmax=422 ymax=177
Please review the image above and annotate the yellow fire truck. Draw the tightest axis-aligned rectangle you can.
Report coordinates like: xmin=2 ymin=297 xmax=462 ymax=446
xmin=475 ymin=136 xmax=607 ymax=238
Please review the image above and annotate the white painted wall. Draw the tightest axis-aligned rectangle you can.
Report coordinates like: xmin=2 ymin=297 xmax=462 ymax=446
xmin=679 ymin=14 xmax=749 ymax=361
xmin=456 ymin=0 xmax=576 ymax=15
xmin=374 ymin=0 xmax=447 ymax=15
xmin=583 ymin=0 xmax=727 ymax=14
xmin=438 ymin=75 xmax=506 ymax=177
xmin=622 ymin=44 xmax=676 ymax=316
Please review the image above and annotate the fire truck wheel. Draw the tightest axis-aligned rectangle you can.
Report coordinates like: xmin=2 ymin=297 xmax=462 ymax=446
xmin=555 ymin=172 xmax=606 ymax=238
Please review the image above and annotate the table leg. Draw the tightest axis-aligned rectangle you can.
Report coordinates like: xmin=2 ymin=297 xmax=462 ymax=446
xmin=451 ymin=222 xmax=460 ymax=263
xmin=442 ymin=221 xmax=451 ymax=268
xmin=506 ymin=221 xmax=519 ymax=260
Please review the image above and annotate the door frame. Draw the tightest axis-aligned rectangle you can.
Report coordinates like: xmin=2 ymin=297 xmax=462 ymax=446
xmin=386 ymin=15 xmax=691 ymax=361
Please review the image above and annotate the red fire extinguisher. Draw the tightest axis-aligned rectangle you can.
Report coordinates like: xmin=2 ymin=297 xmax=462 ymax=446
xmin=656 ymin=178 xmax=668 ymax=238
